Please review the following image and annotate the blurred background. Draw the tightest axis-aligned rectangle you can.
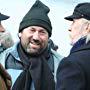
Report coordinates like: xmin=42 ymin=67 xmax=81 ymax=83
xmin=0 ymin=0 xmax=90 ymax=56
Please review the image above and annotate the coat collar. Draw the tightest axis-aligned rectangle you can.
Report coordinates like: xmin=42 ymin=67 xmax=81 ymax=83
xmin=70 ymin=41 xmax=90 ymax=54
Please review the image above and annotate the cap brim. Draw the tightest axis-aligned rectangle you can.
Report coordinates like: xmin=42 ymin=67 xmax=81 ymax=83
xmin=0 ymin=13 xmax=10 ymax=21
xmin=64 ymin=14 xmax=81 ymax=21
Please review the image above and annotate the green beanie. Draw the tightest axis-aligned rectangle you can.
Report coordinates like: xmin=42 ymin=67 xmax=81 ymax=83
xmin=19 ymin=0 xmax=52 ymax=37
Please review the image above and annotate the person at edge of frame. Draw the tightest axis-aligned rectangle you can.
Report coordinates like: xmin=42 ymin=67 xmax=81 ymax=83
xmin=0 ymin=12 xmax=13 ymax=90
xmin=56 ymin=2 xmax=90 ymax=90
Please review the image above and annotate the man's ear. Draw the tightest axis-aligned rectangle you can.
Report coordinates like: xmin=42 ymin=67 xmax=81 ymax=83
xmin=83 ymin=23 xmax=90 ymax=36
xmin=86 ymin=23 xmax=90 ymax=33
xmin=88 ymin=23 xmax=90 ymax=32
xmin=86 ymin=23 xmax=90 ymax=43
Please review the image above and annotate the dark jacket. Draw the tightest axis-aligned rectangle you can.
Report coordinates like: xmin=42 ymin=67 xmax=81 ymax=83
xmin=0 ymin=63 xmax=12 ymax=90
xmin=0 ymin=43 xmax=12 ymax=90
xmin=56 ymin=40 xmax=90 ymax=90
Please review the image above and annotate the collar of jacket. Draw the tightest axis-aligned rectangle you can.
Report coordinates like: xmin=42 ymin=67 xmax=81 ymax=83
xmin=5 ymin=42 xmax=54 ymax=73
xmin=70 ymin=37 xmax=86 ymax=53
xmin=70 ymin=39 xmax=90 ymax=54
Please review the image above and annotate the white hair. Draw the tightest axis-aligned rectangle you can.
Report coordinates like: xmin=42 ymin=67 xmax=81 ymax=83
xmin=81 ymin=18 xmax=90 ymax=43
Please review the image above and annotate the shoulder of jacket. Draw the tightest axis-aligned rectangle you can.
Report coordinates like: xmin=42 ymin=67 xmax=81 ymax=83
xmin=51 ymin=49 xmax=64 ymax=60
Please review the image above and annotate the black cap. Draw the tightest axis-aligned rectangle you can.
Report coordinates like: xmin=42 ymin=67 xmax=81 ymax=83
xmin=19 ymin=0 xmax=52 ymax=37
xmin=0 ymin=13 xmax=9 ymax=21
xmin=65 ymin=3 xmax=90 ymax=21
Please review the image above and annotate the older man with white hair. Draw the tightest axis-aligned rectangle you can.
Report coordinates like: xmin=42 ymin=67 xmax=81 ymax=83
xmin=56 ymin=2 xmax=90 ymax=90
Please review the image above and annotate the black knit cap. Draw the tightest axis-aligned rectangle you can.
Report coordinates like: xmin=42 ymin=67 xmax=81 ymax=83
xmin=65 ymin=2 xmax=90 ymax=21
xmin=0 ymin=13 xmax=9 ymax=21
xmin=19 ymin=0 xmax=52 ymax=37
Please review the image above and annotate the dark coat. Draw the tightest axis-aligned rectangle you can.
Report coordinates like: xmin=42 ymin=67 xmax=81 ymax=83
xmin=0 ymin=75 xmax=7 ymax=90
xmin=0 ymin=63 xmax=12 ymax=90
xmin=56 ymin=42 xmax=90 ymax=90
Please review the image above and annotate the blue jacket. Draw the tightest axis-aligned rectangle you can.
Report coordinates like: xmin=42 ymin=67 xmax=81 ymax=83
xmin=0 ymin=42 xmax=63 ymax=89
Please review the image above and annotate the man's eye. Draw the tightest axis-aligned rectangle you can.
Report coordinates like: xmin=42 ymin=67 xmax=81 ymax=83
xmin=41 ymin=31 xmax=45 ymax=33
xmin=30 ymin=29 xmax=35 ymax=32
xmin=39 ymin=31 xmax=46 ymax=34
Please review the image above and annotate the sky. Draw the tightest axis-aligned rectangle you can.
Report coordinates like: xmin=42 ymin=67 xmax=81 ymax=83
xmin=0 ymin=0 xmax=90 ymax=56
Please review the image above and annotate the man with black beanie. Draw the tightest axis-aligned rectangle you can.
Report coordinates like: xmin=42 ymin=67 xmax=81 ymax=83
xmin=1 ymin=0 xmax=63 ymax=90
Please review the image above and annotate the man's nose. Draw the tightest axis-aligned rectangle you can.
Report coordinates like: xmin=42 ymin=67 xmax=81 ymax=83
xmin=33 ymin=31 xmax=40 ymax=40
xmin=68 ymin=26 xmax=72 ymax=32
xmin=0 ymin=25 xmax=5 ymax=32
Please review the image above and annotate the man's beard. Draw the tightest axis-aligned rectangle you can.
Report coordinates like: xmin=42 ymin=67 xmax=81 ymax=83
xmin=0 ymin=31 xmax=14 ymax=49
xmin=22 ymin=40 xmax=47 ymax=56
